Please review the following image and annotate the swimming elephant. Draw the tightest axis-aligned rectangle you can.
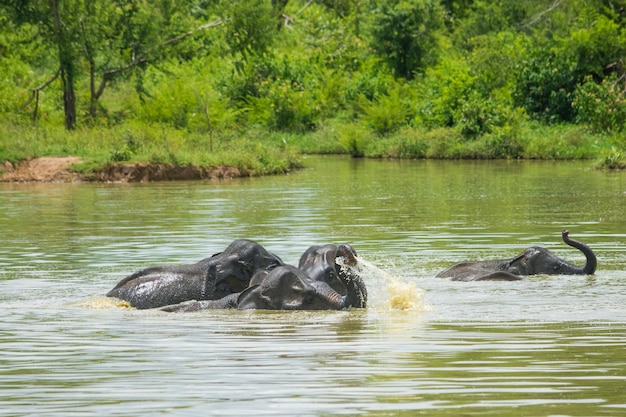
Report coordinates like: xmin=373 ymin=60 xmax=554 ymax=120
xmin=106 ymin=239 xmax=283 ymax=309
xmin=436 ymin=230 xmax=597 ymax=281
xmin=161 ymin=264 xmax=361 ymax=312
xmin=297 ymin=243 xmax=367 ymax=308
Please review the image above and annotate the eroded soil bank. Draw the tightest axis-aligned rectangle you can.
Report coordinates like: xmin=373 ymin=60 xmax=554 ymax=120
xmin=0 ymin=157 xmax=244 ymax=183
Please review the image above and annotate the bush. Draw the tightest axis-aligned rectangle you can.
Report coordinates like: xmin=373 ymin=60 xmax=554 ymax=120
xmin=422 ymin=127 xmax=464 ymax=158
xmin=338 ymin=122 xmax=373 ymax=157
xmin=515 ymin=47 xmax=579 ymax=123
xmin=515 ymin=12 xmax=626 ymax=124
xmin=416 ymin=54 xmax=475 ymax=129
xmin=453 ymin=90 xmax=497 ymax=138
xmin=573 ymin=74 xmax=626 ymax=133
xmin=358 ymin=86 xmax=412 ymax=136
xmin=364 ymin=126 xmax=428 ymax=158
xmin=596 ymin=146 xmax=625 ymax=169
xmin=522 ymin=124 xmax=599 ymax=159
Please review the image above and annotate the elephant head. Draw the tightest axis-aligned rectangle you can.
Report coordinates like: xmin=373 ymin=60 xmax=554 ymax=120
xmin=106 ymin=239 xmax=283 ymax=309
xmin=436 ymin=230 xmax=597 ymax=281
xmin=161 ymin=265 xmax=354 ymax=312
xmin=298 ymin=244 xmax=367 ymax=308
xmin=505 ymin=230 xmax=597 ymax=275
xmin=237 ymin=265 xmax=352 ymax=310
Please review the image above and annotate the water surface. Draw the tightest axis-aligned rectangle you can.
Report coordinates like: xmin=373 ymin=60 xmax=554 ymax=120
xmin=1 ymin=157 xmax=625 ymax=416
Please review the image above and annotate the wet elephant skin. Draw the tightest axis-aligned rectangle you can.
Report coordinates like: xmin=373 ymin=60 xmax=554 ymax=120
xmin=161 ymin=265 xmax=353 ymax=312
xmin=162 ymin=243 xmax=369 ymax=312
xmin=297 ymin=243 xmax=367 ymax=308
xmin=106 ymin=239 xmax=283 ymax=309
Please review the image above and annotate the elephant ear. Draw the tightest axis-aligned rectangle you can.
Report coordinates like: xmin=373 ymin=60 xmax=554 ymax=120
xmin=236 ymin=285 xmax=272 ymax=310
xmin=250 ymin=270 xmax=270 ymax=286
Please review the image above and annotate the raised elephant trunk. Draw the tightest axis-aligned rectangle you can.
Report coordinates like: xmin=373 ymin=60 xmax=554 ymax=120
xmin=562 ymin=229 xmax=597 ymax=274
xmin=335 ymin=244 xmax=367 ymax=308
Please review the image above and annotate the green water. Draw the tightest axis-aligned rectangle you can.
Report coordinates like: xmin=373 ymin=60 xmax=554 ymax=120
xmin=1 ymin=156 xmax=625 ymax=416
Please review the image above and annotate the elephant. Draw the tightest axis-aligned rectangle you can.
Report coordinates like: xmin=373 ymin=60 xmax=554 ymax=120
xmin=161 ymin=264 xmax=362 ymax=312
xmin=106 ymin=239 xmax=283 ymax=309
xmin=297 ymin=243 xmax=367 ymax=308
xmin=436 ymin=230 xmax=597 ymax=281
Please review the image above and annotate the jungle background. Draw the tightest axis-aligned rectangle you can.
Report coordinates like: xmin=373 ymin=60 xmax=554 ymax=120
xmin=1 ymin=0 xmax=625 ymax=174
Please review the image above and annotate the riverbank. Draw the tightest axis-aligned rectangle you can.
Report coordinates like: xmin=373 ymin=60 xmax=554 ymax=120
xmin=1 ymin=121 xmax=624 ymax=183
xmin=0 ymin=122 xmax=305 ymax=182
xmin=0 ymin=157 xmax=256 ymax=183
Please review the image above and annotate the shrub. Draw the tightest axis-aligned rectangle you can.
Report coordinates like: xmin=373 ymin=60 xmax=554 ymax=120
xmin=596 ymin=146 xmax=625 ymax=169
xmin=523 ymin=124 xmax=599 ymax=159
xmin=358 ymin=86 xmax=412 ymax=136
xmin=364 ymin=126 xmax=428 ymax=158
xmin=515 ymin=47 xmax=578 ymax=123
xmin=338 ymin=122 xmax=373 ymax=157
xmin=416 ymin=54 xmax=475 ymax=129
xmin=421 ymin=127 xmax=464 ymax=158
xmin=573 ymin=74 xmax=626 ymax=133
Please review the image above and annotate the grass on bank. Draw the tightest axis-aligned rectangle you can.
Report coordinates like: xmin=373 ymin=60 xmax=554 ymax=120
xmin=274 ymin=120 xmax=625 ymax=168
xmin=0 ymin=121 xmax=304 ymax=176
xmin=1 ymin=119 xmax=624 ymax=175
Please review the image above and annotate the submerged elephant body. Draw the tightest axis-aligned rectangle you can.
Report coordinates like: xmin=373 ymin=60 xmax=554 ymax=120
xmin=162 ymin=264 xmax=355 ymax=312
xmin=107 ymin=240 xmax=368 ymax=312
xmin=106 ymin=239 xmax=283 ymax=309
xmin=163 ymin=243 xmax=368 ymax=312
xmin=437 ymin=230 xmax=597 ymax=281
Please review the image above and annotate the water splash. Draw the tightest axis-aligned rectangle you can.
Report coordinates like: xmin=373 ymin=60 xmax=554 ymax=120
xmin=338 ymin=257 xmax=428 ymax=313
xmin=72 ymin=295 xmax=134 ymax=310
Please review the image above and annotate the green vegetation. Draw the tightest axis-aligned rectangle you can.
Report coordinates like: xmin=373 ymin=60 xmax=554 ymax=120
xmin=1 ymin=0 xmax=625 ymax=173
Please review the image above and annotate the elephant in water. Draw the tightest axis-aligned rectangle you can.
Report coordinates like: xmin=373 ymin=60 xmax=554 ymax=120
xmin=162 ymin=263 xmax=364 ymax=312
xmin=436 ymin=230 xmax=597 ymax=281
xmin=106 ymin=239 xmax=283 ymax=309
xmin=162 ymin=243 xmax=368 ymax=312
xmin=297 ymin=243 xmax=367 ymax=308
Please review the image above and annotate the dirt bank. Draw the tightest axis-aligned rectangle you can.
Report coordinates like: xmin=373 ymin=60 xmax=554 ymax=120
xmin=0 ymin=157 xmax=244 ymax=183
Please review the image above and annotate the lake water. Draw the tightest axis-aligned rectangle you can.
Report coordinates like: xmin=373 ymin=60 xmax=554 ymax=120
xmin=1 ymin=156 xmax=625 ymax=416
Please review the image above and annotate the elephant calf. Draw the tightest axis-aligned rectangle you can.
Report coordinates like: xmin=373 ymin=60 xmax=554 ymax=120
xmin=436 ymin=230 xmax=597 ymax=281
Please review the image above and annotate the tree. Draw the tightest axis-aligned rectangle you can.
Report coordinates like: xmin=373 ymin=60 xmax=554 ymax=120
xmin=369 ymin=0 xmax=443 ymax=79
xmin=515 ymin=8 xmax=626 ymax=123
xmin=0 ymin=0 xmax=223 ymax=129
xmin=1 ymin=0 xmax=81 ymax=129
xmin=225 ymin=0 xmax=278 ymax=66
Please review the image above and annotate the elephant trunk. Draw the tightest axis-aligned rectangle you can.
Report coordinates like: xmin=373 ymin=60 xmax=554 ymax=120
xmin=561 ymin=229 xmax=597 ymax=274
xmin=161 ymin=293 xmax=239 ymax=312
xmin=313 ymin=282 xmax=350 ymax=309
xmin=344 ymin=276 xmax=367 ymax=308
xmin=334 ymin=244 xmax=367 ymax=308
xmin=338 ymin=267 xmax=367 ymax=308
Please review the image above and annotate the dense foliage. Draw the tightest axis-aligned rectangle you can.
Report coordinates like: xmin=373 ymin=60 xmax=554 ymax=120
xmin=1 ymin=0 xmax=625 ymax=167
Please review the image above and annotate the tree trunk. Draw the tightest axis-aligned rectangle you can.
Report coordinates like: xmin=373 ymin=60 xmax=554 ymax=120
xmin=60 ymin=66 xmax=77 ymax=130
xmin=51 ymin=0 xmax=77 ymax=130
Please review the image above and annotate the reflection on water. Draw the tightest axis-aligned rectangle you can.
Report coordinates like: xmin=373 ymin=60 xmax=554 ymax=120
xmin=1 ymin=157 xmax=625 ymax=416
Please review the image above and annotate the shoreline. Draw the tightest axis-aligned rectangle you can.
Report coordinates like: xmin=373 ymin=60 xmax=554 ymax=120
xmin=0 ymin=157 xmax=247 ymax=183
